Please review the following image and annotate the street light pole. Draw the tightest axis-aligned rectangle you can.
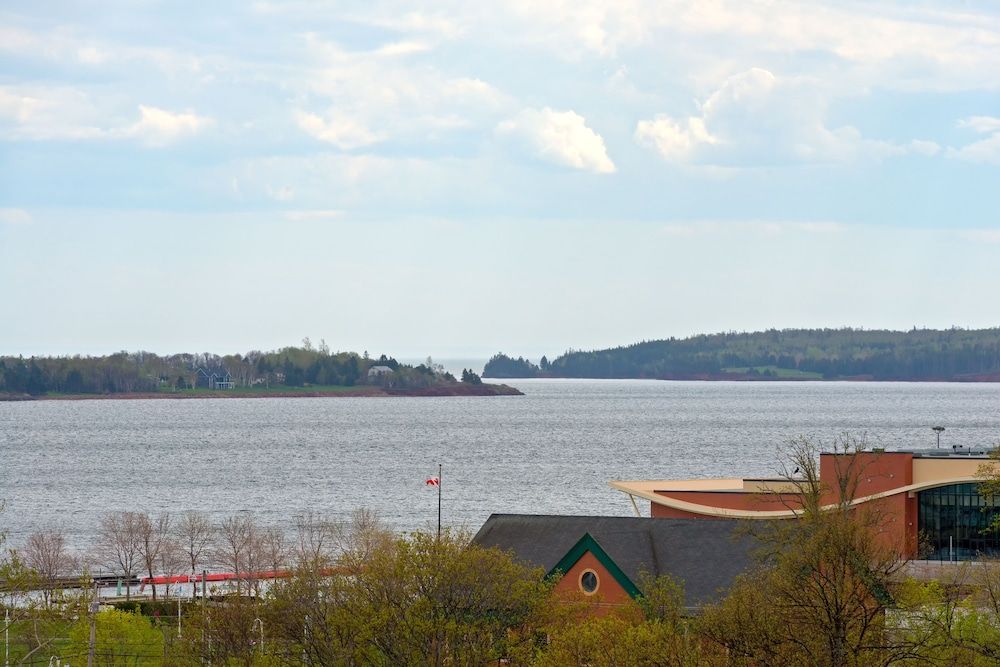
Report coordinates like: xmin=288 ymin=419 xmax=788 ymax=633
xmin=933 ymin=426 xmax=945 ymax=448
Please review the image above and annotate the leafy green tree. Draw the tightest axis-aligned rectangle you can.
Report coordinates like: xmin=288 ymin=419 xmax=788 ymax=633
xmin=892 ymin=564 xmax=1000 ymax=665
xmin=68 ymin=608 xmax=164 ymax=666
xmin=538 ymin=573 xmax=714 ymax=666
xmin=538 ymin=612 xmax=714 ymax=667
xmin=270 ymin=530 xmax=552 ymax=666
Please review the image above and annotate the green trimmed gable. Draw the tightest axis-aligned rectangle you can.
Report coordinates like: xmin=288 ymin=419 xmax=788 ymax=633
xmin=546 ymin=532 xmax=641 ymax=598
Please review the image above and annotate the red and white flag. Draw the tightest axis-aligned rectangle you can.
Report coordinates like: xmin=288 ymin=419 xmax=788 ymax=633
xmin=425 ymin=477 xmax=440 ymax=487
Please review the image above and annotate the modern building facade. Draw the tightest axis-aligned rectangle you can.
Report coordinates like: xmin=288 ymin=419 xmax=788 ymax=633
xmin=611 ymin=446 xmax=999 ymax=561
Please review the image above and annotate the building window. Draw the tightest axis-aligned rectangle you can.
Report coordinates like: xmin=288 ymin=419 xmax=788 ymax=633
xmin=917 ymin=483 xmax=1000 ymax=561
xmin=579 ymin=569 xmax=599 ymax=594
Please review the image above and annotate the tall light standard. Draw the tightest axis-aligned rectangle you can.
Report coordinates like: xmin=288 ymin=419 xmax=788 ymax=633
xmin=933 ymin=426 xmax=945 ymax=448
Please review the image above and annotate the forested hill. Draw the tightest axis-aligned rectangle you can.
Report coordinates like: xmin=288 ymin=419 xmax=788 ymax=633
xmin=0 ymin=344 xmax=480 ymax=397
xmin=544 ymin=328 xmax=1000 ymax=381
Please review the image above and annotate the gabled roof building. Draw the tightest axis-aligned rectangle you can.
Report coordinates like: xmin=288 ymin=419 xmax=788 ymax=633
xmin=472 ymin=514 xmax=764 ymax=611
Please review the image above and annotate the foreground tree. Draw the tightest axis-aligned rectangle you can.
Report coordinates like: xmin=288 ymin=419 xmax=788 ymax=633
xmin=136 ymin=511 xmax=170 ymax=601
xmin=259 ymin=525 xmax=287 ymax=574
xmin=174 ymin=594 xmax=268 ymax=667
xmin=175 ymin=509 xmax=214 ymax=597
xmin=538 ymin=574 xmax=717 ymax=667
xmin=699 ymin=435 xmax=912 ymax=667
xmin=68 ymin=608 xmax=163 ymax=666
xmin=22 ymin=529 xmax=76 ymax=607
xmin=1 ymin=508 xmax=58 ymax=665
xmin=269 ymin=529 xmax=553 ymax=666
xmin=218 ymin=513 xmax=259 ymax=595
xmin=293 ymin=510 xmax=353 ymax=571
xmin=97 ymin=511 xmax=143 ymax=600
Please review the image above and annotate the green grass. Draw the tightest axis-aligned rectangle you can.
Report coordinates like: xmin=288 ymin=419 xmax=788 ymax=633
xmin=722 ymin=366 xmax=823 ymax=379
xmin=3 ymin=606 xmax=186 ymax=665
xmin=3 ymin=617 xmax=73 ymax=665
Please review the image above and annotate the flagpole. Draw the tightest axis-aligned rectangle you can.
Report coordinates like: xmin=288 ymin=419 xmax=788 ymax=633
xmin=437 ymin=463 xmax=442 ymax=541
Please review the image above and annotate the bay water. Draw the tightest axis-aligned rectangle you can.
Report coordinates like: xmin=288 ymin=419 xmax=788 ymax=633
xmin=2 ymin=379 xmax=999 ymax=551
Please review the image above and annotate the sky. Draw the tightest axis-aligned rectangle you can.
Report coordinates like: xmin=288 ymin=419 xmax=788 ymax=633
xmin=1 ymin=0 xmax=999 ymax=360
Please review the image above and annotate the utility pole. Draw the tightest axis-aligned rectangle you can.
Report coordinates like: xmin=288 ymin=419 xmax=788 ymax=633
xmin=251 ymin=618 xmax=264 ymax=657
xmin=437 ymin=463 xmax=442 ymax=542
xmin=933 ymin=425 xmax=945 ymax=448
xmin=87 ymin=582 xmax=98 ymax=667
xmin=302 ymin=616 xmax=307 ymax=666
xmin=201 ymin=570 xmax=208 ymax=667
xmin=5 ymin=606 xmax=10 ymax=667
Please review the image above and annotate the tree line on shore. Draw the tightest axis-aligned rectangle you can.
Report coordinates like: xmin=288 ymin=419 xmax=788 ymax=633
xmin=8 ymin=441 xmax=1000 ymax=664
xmin=484 ymin=327 xmax=1000 ymax=380
xmin=0 ymin=340 xmax=459 ymax=396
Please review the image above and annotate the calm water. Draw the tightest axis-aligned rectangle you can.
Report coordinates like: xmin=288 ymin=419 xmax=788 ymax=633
xmin=1 ymin=379 xmax=999 ymax=550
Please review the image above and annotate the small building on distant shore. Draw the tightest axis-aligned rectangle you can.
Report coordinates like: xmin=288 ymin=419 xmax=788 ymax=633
xmin=367 ymin=365 xmax=394 ymax=379
xmin=196 ymin=367 xmax=235 ymax=390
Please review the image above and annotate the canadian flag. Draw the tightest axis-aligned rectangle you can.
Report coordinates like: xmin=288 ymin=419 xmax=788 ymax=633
xmin=425 ymin=477 xmax=440 ymax=487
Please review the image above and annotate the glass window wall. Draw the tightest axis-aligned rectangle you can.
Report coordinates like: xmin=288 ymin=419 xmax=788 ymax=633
xmin=917 ymin=483 xmax=1000 ymax=561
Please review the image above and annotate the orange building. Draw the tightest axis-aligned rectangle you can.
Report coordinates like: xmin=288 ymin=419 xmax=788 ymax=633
xmin=611 ymin=445 xmax=998 ymax=561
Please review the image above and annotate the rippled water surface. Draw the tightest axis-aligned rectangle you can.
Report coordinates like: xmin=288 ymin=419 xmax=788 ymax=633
xmin=2 ymin=380 xmax=999 ymax=548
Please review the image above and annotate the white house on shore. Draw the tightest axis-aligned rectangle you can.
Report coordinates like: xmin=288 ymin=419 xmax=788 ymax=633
xmin=367 ymin=365 xmax=394 ymax=378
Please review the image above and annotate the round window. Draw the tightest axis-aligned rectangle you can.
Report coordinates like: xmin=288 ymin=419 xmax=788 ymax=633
xmin=579 ymin=569 xmax=599 ymax=594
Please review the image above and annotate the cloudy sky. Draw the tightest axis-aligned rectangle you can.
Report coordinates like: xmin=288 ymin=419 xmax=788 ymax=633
xmin=1 ymin=1 xmax=998 ymax=359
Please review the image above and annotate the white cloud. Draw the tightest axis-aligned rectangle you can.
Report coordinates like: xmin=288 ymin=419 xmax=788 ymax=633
xmin=0 ymin=86 xmax=107 ymax=140
xmin=373 ymin=40 xmax=432 ymax=57
xmin=76 ymin=46 xmax=108 ymax=65
xmin=471 ymin=1 xmax=1000 ymax=90
xmin=950 ymin=115 xmax=1000 ymax=165
xmin=294 ymin=34 xmax=510 ymax=149
xmin=123 ymin=105 xmax=213 ymax=147
xmin=0 ymin=90 xmax=212 ymax=147
xmin=0 ymin=208 xmax=32 ymax=225
xmin=0 ymin=89 xmax=43 ymax=124
xmin=296 ymin=111 xmax=383 ymax=149
xmin=959 ymin=116 xmax=1000 ymax=134
xmin=907 ymin=140 xmax=941 ymax=156
xmin=496 ymin=107 xmax=615 ymax=174
xmin=635 ymin=116 xmax=716 ymax=161
xmin=949 ymin=134 xmax=1000 ymax=165
xmin=636 ymin=68 xmax=933 ymax=166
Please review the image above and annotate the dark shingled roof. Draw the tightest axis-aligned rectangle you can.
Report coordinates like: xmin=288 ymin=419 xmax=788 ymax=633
xmin=472 ymin=514 xmax=766 ymax=607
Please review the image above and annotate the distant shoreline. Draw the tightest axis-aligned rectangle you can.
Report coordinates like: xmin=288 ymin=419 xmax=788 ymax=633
xmin=483 ymin=374 xmax=1000 ymax=382
xmin=0 ymin=383 xmax=523 ymax=402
